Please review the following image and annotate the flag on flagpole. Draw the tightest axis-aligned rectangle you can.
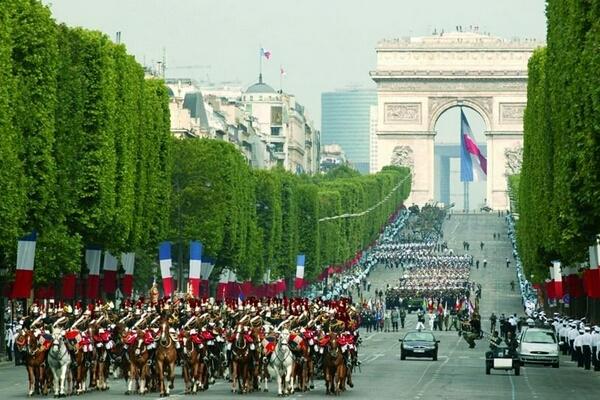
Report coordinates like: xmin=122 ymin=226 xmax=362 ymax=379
xmin=159 ymin=242 xmax=173 ymax=296
xmin=189 ymin=241 xmax=202 ymax=297
xmin=295 ymin=254 xmax=305 ymax=289
xmin=260 ymin=47 xmax=271 ymax=60
xmin=460 ymin=109 xmax=487 ymax=182
xmin=102 ymin=251 xmax=119 ymax=294
xmin=11 ymin=232 xmax=37 ymax=299
xmin=121 ymin=252 xmax=135 ymax=297
xmin=218 ymin=268 xmax=229 ymax=300
xmin=200 ymin=256 xmax=214 ymax=297
xmin=280 ymin=65 xmax=286 ymax=77
xmin=86 ymin=246 xmax=102 ymax=300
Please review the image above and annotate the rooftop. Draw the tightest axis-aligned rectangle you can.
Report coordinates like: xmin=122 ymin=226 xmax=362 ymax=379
xmin=245 ymin=74 xmax=276 ymax=94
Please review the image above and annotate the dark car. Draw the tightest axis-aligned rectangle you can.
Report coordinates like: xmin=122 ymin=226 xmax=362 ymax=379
xmin=399 ymin=331 xmax=439 ymax=361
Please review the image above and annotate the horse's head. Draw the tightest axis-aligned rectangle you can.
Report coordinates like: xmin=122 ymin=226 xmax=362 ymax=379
xmin=327 ymin=333 xmax=339 ymax=355
xmin=134 ymin=337 xmax=146 ymax=357
xmin=51 ymin=328 xmax=63 ymax=347
xmin=279 ymin=329 xmax=290 ymax=345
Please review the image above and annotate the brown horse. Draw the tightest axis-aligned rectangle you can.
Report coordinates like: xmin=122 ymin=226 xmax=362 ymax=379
xmin=230 ymin=331 xmax=252 ymax=394
xmin=290 ymin=337 xmax=313 ymax=393
xmin=126 ymin=331 xmax=151 ymax=395
xmin=181 ymin=331 xmax=206 ymax=394
xmin=17 ymin=330 xmax=49 ymax=396
xmin=90 ymin=325 xmax=109 ymax=391
xmin=155 ymin=319 xmax=177 ymax=397
xmin=108 ymin=323 xmax=130 ymax=383
xmin=323 ymin=333 xmax=347 ymax=395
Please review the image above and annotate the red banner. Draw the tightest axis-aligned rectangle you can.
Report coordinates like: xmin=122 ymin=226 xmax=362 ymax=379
xmin=62 ymin=274 xmax=77 ymax=299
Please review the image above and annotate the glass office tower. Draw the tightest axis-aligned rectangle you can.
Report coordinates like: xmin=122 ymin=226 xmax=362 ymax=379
xmin=321 ymin=89 xmax=377 ymax=174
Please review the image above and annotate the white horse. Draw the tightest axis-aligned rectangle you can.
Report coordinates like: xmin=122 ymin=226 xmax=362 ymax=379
xmin=47 ymin=328 xmax=71 ymax=398
xmin=270 ymin=330 xmax=295 ymax=396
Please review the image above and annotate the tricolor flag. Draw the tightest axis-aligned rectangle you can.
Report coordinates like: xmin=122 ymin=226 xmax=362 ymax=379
xmin=159 ymin=242 xmax=173 ymax=295
xmin=188 ymin=241 xmax=203 ymax=297
xmin=102 ymin=251 xmax=119 ymax=295
xmin=86 ymin=246 xmax=102 ymax=300
xmin=460 ymin=109 xmax=487 ymax=182
xmin=11 ymin=232 xmax=37 ymax=299
xmin=260 ymin=47 xmax=271 ymax=60
xmin=295 ymin=254 xmax=305 ymax=289
xmin=121 ymin=252 xmax=135 ymax=297
xmin=200 ymin=256 xmax=215 ymax=297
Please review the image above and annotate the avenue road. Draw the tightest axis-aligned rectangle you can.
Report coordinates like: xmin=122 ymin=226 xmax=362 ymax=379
xmin=1 ymin=214 xmax=598 ymax=399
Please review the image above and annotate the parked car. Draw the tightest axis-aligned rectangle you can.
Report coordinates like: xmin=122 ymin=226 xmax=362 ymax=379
xmin=399 ymin=331 xmax=439 ymax=361
xmin=517 ymin=327 xmax=560 ymax=368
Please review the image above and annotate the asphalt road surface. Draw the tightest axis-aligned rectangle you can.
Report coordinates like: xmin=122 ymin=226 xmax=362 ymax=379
xmin=1 ymin=214 xmax=598 ymax=399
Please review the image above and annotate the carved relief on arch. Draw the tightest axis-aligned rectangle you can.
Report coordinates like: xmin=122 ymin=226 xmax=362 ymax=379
xmin=427 ymin=96 xmax=493 ymax=130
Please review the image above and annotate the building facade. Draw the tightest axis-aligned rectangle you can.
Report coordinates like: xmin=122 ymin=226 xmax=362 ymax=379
xmin=321 ymin=89 xmax=377 ymax=174
xmin=166 ymin=75 xmax=320 ymax=174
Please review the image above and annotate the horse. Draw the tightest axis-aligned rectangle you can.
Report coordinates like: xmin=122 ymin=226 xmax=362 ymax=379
xmin=17 ymin=330 xmax=49 ymax=396
xmin=289 ymin=333 xmax=312 ymax=393
xmin=181 ymin=331 xmax=204 ymax=394
xmin=64 ymin=330 xmax=89 ymax=395
xmin=323 ymin=332 xmax=347 ymax=395
xmin=230 ymin=329 xmax=252 ymax=394
xmin=47 ymin=328 xmax=71 ymax=398
xmin=90 ymin=325 xmax=110 ymax=391
xmin=107 ymin=323 xmax=130 ymax=383
xmin=126 ymin=331 xmax=151 ymax=395
xmin=270 ymin=330 xmax=295 ymax=396
xmin=155 ymin=319 xmax=177 ymax=397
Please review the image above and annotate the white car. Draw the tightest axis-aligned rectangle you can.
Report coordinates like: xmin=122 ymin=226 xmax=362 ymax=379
xmin=517 ymin=327 xmax=559 ymax=368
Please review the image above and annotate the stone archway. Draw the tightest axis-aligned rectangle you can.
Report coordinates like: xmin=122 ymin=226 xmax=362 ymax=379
xmin=370 ymin=32 xmax=540 ymax=210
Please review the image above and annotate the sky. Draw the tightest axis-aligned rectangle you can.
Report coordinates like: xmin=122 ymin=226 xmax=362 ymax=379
xmin=43 ymin=0 xmax=547 ymax=128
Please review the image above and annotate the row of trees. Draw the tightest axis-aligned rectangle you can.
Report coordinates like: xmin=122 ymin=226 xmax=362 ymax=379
xmin=1 ymin=0 xmax=411 ymax=291
xmin=171 ymin=139 xmax=411 ymax=283
xmin=0 ymin=0 xmax=172 ymax=286
xmin=517 ymin=1 xmax=600 ymax=281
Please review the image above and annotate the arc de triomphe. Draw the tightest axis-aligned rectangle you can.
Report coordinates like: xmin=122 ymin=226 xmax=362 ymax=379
xmin=370 ymin=32 xmax=541 ymax=210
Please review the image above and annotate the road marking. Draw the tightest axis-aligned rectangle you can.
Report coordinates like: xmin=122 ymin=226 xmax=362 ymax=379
xmin=507 ymin=370 xmax=516 ymax=400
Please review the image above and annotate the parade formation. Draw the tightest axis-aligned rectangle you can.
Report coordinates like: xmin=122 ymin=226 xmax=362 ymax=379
xmin=12 ymin=291 xmax=361 ymax=397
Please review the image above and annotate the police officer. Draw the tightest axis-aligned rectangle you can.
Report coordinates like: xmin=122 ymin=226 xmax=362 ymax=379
xmin=592 ymin=326 xmax=600 ymax=371
xmin=574 ymin=327 xmax=584 ymax=367
xmin=581 ymin=326 xmax=593 ymax=370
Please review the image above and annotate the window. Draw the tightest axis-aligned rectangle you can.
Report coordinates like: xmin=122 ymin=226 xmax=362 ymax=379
xmin=271 ymin=127 xmax=281 ymax=135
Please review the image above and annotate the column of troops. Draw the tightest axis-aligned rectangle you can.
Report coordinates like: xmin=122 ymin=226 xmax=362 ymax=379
xmin=12 ymin=285 xmax=361 ymax=397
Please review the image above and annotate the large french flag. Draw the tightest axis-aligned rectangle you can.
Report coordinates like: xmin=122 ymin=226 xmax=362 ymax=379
xmin=121 ymin=252 xmax=135 ymax=297
xmin=295 ymin=254 xmax=305 ymax=289
xmin=102 ymin=251 xmax=118 ymax=295
xmin=189 ymin=241 xmax=203 ymax=297
xmin=11 ymin=232 xmax=37 ymax=299
xmin=159 ymin=242 xmax=173 ymax=296
xmin=460 ymin=109 xmax=487 ymax=182
xmin=86 ymin=246 xmax=102 ymax=300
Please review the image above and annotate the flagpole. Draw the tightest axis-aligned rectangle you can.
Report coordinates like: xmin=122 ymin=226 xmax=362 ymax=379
xmin=259 ymin=45 xmax=262 ymax=79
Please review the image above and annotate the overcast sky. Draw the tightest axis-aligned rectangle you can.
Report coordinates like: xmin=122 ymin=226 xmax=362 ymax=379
xmin=44 ymin=0 xmax=547 ymax=127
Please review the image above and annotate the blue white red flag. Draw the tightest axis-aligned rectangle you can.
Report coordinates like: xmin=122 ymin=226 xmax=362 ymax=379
xmin=11 ymin=231 xmax=37 ymax=299
xmin=159 ymin=241 xmax=173 ymax=295
xmin=460 ymin=109 xmax=487 ymax=182
xmin=295 ymin=254 xmax=305 ymax=289
xmin=188 ymin=241 xmax=202 ymax=297
xmin=260 ymin=47 xmax=271 ymax=60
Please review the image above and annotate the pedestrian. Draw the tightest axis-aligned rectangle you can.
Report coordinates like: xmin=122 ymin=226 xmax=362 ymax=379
xmin=5 ymin=322 xmax=14 ymax=362
xmin=483 ymin=259 xmax=487 ymax=268
xmin=493 ymin=233 xmax=496 ymax=240
xmin=400 ymin=307 xmax=407 ymax=329
xmin=480 ymin=241 xmax=484 ymax=251
xmin=367 ymin=281 xmax=371 ymax=292
xmin=384 ymin=308 xmax=391 ymax=332
xmin=476 ymin=260 xmax=480 ymax=269
xmin=490 ymin=312 xmax=497 ymax=333
xmin=391 ymin=307 xmax=399 ymax=332
xmin=416 ymin=309 xmax=425 ymax=331
xmin=506 ymin=257 xmax=511 ymax=268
